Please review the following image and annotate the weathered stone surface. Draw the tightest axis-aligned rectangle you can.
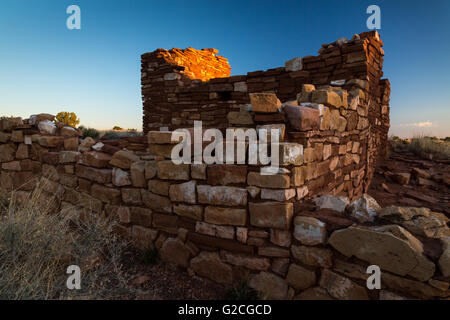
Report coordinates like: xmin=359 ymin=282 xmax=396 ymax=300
xmin=130 ymin=161 xmax=146 ymax=187
xmin=249 ymin=92 xmax=282 ymax=113
xmin=169 ymin=180 xmax=196 ymax=204
xmin=297 ymin=84 xmax=316 ymax=103
xmin=0 ymin=144 xmax=16 ymax=163
xmin=378 ymin=206 xmax=449 ymax=239
xmin=249 ymin=271 xmax=288 ymax=300
xmin=284 ymin=105 xmax=320 ymax=131
xmin=148 ymin=143 xmax=176 ymax=158
xmin=148 ymin=179 xmax=170 ymax=196
xmin=59 ymin=151 xmax=80 ymax=164
xmin=227 ymin=111 xmax=254 ymax=125
xmin=11 ymin=130 xmax=24 ymax=143
xmin=156 ymin=161 xmax=190 ymax=180
xmin=112 ymin=167 xmax=132 ymax=186
xmin=258 ymin=246 xmax=290 ymax=258
xmin=148 ymin=131 xmax=185 ymax=144
xmin=60 ymin=126 xmax=78 ymax=137
xmin=2 ymin=161 xmax=21 ymax=171
xmin=121 ymin=188 xmax=142 ymax=205
xmin=160 ymin=237 xmax=191 ymax=268
xmin=286 ymin=264 xmax=316 ymax=291
xmin=311 ymin=90 xmax=342 ymax=108
xmin=319 ymin=269 xmax=368 ymax=300
xmin=270 ymin=229 xmax=291 ymax=247
xmin=64 ymin=137 xmax=78 ymax=151
xmin=190 ymin=251 xmax=233 ymax=285
xmin=221 ymin=252 xmax=270 ymax=271
xmin=381 ymin=272 xmax=444 ymax=299
xmin=195 ymin=222 xmax=235 ymax=240
xmin=439 ymin=237 xmax=450 ymax=277
xmin=78 ymin=137 xmax=95 ymax=152
xmin=0 ymin=132 xmax=11 ymax=143
xmin=293 ymin=216 xmax=327 ymax=245
xmin=141 ymin=190 xmax=172 ymax=213
xmin=379 ymin=290 xmax=408 ymax=300
xmin=291 ymin=245 xmax=333 ymax=268
xmin=206 ymin=165 xmax=247 ymax=186
xmin=247 ymin=172 xmax=290 ymax=189
xmin=347 ymin=194 xmax=381 ymax=223
xmin=38 ymin=120 xmax=57 ymax=135
xmin=256 ymin=123 xmax=286 ymax=142
xmin=173 ymin=204 xmax=203 ymax=220
xmin=261 ymin=188 xmax=296 ymax=201
xmin=204 ymin=206 xmax=246 ymax=226
xmin=249 ymin=202 xmax=293 ymax=229
xmin=91 ymin=184 xmax=121 ymax=204
xmin=285 ymin=57 xmax=303 ymax=72
xmin=0 ymin=117 xmax=22 ymax=131
xmin=197 ymin=185 xmax=247 ymax=206
xmin=295 ymin=287 xmax=333 ymax=300
xmin=79 ymin=151 xmax=111 ymax=168
xmin=75 ymin=165 xmax=112 ymax=184
xmin=131 ymin=226 xmax=158 ymax=249
xmin=191 ymin=163 xmax=206 ymax=179
xmin=37 ymin=136 xmax=64 ymax=148
xmin=392 ymin=172 xmax=411 ymax=185
xmin=313 ymin=195 xmax=349 ymax=213
xmin=110 ymin=150 xmax=140 ymax=169
xmin=329 ymin=225 xmax=435 ymax=281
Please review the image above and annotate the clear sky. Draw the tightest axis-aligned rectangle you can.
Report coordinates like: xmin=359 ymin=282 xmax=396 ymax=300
xmin=0 ymin=0 xmax=449 ymax=137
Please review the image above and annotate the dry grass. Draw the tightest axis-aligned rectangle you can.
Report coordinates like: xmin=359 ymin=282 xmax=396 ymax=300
xmin=0 ymin=183 xmax=129 ymax=300
xmin=390 ymin=135 xmax=450 ymax=160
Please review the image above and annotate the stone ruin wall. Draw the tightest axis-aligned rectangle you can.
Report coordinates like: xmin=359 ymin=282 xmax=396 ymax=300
xmin=0 ymin=31 xmax=449 ymax=300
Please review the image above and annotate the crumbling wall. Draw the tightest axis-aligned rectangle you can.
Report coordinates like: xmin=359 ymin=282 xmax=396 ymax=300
xmin=0 ymin=112 xmax=449 ymax=300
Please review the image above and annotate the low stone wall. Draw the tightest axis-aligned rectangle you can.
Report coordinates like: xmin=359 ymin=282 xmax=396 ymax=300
xmin=0 ymin=114 xmax=449 ymax=300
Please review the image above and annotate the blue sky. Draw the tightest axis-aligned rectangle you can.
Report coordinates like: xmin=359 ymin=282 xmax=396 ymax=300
xmin=0 ymin=0 xmax=449 ymax=137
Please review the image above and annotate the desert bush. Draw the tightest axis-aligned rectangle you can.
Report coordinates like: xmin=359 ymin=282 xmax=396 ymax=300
xmin=56 ymin=112 xmax=80 ymax=128
xmin=0 ymin=184 xmax=129 ymax=300
xmin=389 ymin=135 xmax=450 ymax=160
xmin=80 ymin=127 xmax=100 ymax=139
xmin=407 ymin=136 xmax=450 ymax=160
xmin=113 ymin=126 xmax=123 ymax=131
xmin=101 ymin=131 xmax=121 ymax=140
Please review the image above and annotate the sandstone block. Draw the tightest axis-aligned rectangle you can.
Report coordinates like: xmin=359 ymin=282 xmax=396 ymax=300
xmin=148 ymin=179 xmax=170 ymax=196
xmin=160 ymin=237 xmax=191 ymax=268
xmin=329 ymin=225 xmax=435 ymax=281
xmin=173 ymin=204 xmax=203 ymax=220
xmin=75 ymin=165 xmax=112 ymax=184
xmin=291 ymin=245 xmax=333 ymax=268
xmin=249 ymin=202 xmax=293 ymax=229
xmin=260 ymin=188 xmax=296 ymax=201
xmin=197 ymin=185 xmax=247 ymax=206
xmin=293 ymin=216 xmax=327 ymax=245
xmin=249 ymin=93 xmax=282 ymax=113
xmin=286 ymin=264 xmax=316 ymax=291
xmin=319 ymin=269 xmax=368 ymax=300
xmin=91 ymin=183 xmax=121 ymax=204
xmin=249 ymin=272 xmax=288 ymax=300
xmin=222 ymin=252 xmax=270 ymax=271
xmin=190 ymin=251 xmax=233 ymax=285
xmin=247 ymin=172 xmax=290 ymax=189
xmin=130 ymin=161 xmax=146 ymax=187
xmin=79 ymin=151 xmax=111 ymax=168
xmin=112 ymin=167 xmax=132 ymax=186
xmin=157 ymin=161 xmax=190 ymax=180
xmin=204 ymin=206 xmax=247 ymax=226
xmin=110 ymin=150 xmax=140 ymax=169
xmin=284 ymin=105 xmax=320 ymax=131
xmin=169 ymin=180 xmax=197 ymax=204
xmin=207 ymin=165 xmax=247 ymax=186
xmin=141 ymin=190 xmax=172 ymax=213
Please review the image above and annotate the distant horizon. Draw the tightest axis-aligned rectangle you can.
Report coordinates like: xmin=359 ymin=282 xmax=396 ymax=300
xmin=1 ymin=0 xmax=449 ymax=137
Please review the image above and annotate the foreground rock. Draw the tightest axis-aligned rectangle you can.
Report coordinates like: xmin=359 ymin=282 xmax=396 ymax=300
xmin=329 ymin=225 xmax=435 ymax=281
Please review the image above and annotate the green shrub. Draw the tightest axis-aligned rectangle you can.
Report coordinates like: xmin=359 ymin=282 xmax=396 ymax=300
xmin=80 ymin=127 xmax=100 ymax=139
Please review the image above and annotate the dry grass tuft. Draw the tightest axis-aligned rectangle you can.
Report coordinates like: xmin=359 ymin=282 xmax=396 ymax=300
xmin=390 ymin=135 xmax=450 ymax=160
xmin=0 ymin=183 xmax=129 ymax=300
